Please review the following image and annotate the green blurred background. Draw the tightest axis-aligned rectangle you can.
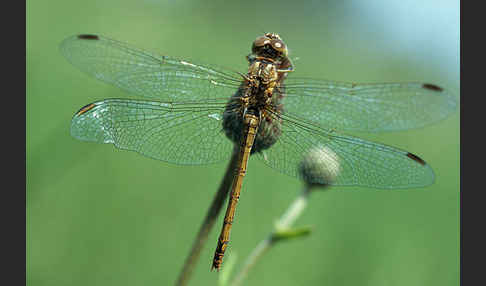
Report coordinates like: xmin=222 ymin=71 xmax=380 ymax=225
xmin=27 ymin=0 xmax=460 ymax=285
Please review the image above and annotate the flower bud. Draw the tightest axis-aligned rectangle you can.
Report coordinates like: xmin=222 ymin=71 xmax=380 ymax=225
xmin=298 ymin=146 xmax=341 ymax=187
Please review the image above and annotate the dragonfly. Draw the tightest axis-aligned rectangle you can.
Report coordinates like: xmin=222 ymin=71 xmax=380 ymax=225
xmin=60 ymin=33 xmax=457 ymax=270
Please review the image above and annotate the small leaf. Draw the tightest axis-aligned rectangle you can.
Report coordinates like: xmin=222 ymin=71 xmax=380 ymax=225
xmin=271 ymin=226 xmax=313 ymax=242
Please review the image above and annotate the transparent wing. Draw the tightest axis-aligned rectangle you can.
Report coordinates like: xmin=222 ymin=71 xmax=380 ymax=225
xmin=282 ymin=78 xmax=458 ymax=132
xmin=60 ymin=34 xmax=242 ymax=102
xmin=71 ymin=99 xmax=233 ymax=165
xmin=257 ymin=110 xmax=435 ymax=189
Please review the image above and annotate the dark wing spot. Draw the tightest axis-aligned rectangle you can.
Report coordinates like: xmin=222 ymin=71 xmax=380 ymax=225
xmin=422 ymin=83 xmax=443 ymax=92
xmin=77 ymin=34 xmax=99 ymax=40
xmin=75 ymin=103 xmax=96 ymax=116
xmin=407 ymin=152 xmax=426 ymax=166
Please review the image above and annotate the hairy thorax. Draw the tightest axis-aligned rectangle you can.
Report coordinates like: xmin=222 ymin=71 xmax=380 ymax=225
xmin=222 ymin=35 xmax=293 ymax=154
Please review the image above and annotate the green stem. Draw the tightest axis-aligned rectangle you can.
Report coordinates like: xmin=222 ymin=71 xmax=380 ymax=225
xmin=230 ymin=185 xmax=312 ymax=286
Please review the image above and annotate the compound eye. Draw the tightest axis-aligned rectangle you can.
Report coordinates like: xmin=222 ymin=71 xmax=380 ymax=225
xmin=253 ymin=36 xmax=271 ymax=47
xmin=270 ymin=39 xmax=287 ymax=54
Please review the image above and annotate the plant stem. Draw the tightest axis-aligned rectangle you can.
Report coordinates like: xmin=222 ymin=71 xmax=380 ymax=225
xmin=175 ymin=147 xmax=239 ymax=286
xmin=275 ymin=186 xmax=311 ymax=229
xmin=230 ymin=185 xmax=312 ymax=286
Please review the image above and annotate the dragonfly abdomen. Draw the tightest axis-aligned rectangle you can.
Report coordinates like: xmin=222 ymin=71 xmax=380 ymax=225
xmin=212 ymin=113 xmax=259 ymax=271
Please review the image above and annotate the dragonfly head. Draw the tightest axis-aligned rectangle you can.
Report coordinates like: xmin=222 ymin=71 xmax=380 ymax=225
xmin=251 ymin=33 xmax=289 ymax=60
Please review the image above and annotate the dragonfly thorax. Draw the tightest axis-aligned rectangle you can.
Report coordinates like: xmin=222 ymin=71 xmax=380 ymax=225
xmin=221 ymin=35 xmax=295 ymax=154
xmin=222 ymin=58 xmax=285 ymax=154
xmin=245 ymin=60 xmax=279 ymax=107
